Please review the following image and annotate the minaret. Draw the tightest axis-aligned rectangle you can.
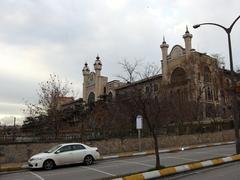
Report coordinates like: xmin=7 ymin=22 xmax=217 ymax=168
xmin=183 ymin=26 xmax=193 ymax=57
xmin=160 ymin=36 xmax=169 ymax=81
xmin=94 ymin=55 xmax=102 ymax=77
xmin=94 ymin=55 xmax=102 ymax=101
xmin=82 ymin=62 xmax=90 ymax=102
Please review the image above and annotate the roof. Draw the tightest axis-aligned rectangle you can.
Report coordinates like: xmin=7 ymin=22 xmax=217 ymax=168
xmin=61 ymin=98 xmax=83 ymax=107
xmin=116 ymin=74 xmax=162 ymax=90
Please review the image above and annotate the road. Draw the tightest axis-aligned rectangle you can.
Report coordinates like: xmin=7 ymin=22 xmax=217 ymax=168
xmin=162 ymin=161 xmax=240 ymax=180
xmin=0 ymin=144 xmax=235 ymax=180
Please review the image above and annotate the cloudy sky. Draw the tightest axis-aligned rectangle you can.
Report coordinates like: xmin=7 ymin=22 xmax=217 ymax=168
xmin=0 ymin=0 xmax=239 ymax=125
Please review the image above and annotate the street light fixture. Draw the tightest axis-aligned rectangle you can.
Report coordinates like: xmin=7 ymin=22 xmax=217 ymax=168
xmin=193 ymin=15 xmax=240 ymax=154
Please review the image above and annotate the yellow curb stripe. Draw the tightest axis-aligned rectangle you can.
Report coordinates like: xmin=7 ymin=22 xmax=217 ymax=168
xmin=123 ymin=173 xmax=144 ymax=180
xmin=0 ymin=166 xmax=23 ymax=172
xmin=231 ymin=154 xmax=240 ymax=161
xmin=188 ymin=162 xmax=203 ymax=170
xmin=119 ymin=152 xmax=135 ymax=157
xmin=212 ymin=158 xmax=224 ymax=165
xmin=189 ymin=145 xmax=199 ymax=148
xmin=159 ymin=167 xmax=176 ymax=176
xmin=145 ymin=150 xmax=155 ymax=154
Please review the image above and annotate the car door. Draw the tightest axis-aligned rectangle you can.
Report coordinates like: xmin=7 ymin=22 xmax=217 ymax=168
xmin=54 ymin=145 xmax=74 ymax=165
xmin=70 ymin=144 xmax=87 ymax=163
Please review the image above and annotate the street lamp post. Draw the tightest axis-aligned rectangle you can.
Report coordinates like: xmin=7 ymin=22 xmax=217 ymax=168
xmin=193 ymin=16 xmax=240 ymax=154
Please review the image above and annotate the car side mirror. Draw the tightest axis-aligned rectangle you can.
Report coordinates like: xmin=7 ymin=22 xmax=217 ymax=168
xmin=55 ymin=150 xmax=61 ymax=154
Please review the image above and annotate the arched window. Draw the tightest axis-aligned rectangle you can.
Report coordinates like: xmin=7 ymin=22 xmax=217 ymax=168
xmin=225 ymin=78 xmax=231 ymax=87
xmin=171 ymin=67 xmax=187 ymax=85
xmin=154 ymin=84 xmax=158 ymax=92
xmin=205 ymin=87 xmax=213 ymax=101
xmin=204 ymin=66 xmax=211 ymax=82
xmin=108 ymin=92 xmax=113 ymax=101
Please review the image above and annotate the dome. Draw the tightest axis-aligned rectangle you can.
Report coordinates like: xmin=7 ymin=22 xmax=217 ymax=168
xmin=82 ymin=63 xmax=90 ymax=75
xmin=94 ymin=55 xmax=102 ymax=70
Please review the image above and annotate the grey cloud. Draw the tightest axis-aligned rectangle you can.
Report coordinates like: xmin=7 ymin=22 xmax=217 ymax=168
xmin=0 ymin=74 xmax=38 ymax=103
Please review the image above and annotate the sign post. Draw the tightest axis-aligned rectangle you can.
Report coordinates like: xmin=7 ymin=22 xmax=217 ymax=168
xmin=136 ymin=115 xmax=143 ymax=152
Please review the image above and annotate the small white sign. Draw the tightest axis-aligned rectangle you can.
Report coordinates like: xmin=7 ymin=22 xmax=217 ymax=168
xmin=136 ymin=115 xmax=143 ymax=129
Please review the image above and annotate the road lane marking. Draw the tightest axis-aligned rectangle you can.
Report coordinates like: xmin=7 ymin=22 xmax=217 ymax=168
xmin=193 ymin=151 xmax=231 ymax=156
xmin=83 ymin=166 xmax=115 ymax=176
xmin=29 ymin=171 xmax=45 ymax=180
xmin=162 ymin=156 xmax=197 ymax=161
xmin=118 ymin=160 xmax=153 ymax=167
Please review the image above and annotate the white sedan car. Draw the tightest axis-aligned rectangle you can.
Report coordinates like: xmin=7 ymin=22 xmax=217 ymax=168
xmin=28 ymin=143 xmax=100 ymax=170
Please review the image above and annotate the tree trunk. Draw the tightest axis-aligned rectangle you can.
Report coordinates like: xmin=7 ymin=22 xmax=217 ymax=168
xmin=152 ymin=130 xmax=160 ymax=169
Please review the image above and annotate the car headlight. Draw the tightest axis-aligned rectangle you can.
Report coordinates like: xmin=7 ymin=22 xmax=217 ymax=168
xmin=30 ymin=157 xmax=43 ymax=161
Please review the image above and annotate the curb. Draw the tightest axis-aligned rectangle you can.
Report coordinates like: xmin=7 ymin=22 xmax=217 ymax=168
xmin=112 ymin=154 xmax=240 ymax=180
xmin=0 ymin=141 xmax=235 ymax=173
xmin=101 ymin=141 xmax=234 ymax=160
xmin=0 ymin=163 xmax=26 ymax=173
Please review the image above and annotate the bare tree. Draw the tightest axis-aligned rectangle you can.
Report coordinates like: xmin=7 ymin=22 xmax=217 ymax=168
xmin=235 ymin=65 xmax=240 ymax=73
xmin=117 ymin=59 xmax=165 ymax=168
xmin=211 ymin=53 xmax=225 ymax=68
xmin=24 ymin=74 xmax=74 ymax=138
xmin=117 ymin=58 xmax=141 ymax=83
xmin=116 ymin=84 xmax=173 ymax=168
xmin=138 ymin=62 xmax=161 ymax=79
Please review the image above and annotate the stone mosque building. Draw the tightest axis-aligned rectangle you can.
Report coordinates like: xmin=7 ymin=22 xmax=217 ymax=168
xmin=82 ymin=28 xmax=238 ymax=119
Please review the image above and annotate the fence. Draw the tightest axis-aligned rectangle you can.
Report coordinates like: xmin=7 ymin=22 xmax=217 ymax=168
xmin=0 ymin=119 xmax=234 ymax=144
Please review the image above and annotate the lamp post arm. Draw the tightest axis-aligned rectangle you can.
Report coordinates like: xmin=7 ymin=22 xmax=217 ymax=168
xmin=229 ymin=15 xmax=240 ymax=33
xmin=197 ymin=22 xmax=227 ymax=32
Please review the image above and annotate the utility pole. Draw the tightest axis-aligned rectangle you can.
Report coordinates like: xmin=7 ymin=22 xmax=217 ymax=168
xmin=13 ymin=117 xmax=16 ymax=142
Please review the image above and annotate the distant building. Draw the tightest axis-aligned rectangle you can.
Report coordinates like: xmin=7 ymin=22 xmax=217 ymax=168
xmin=82 ymin=56 xmax=123 ymax=104
xmin=82 ymin=27 xmax=239 ymax=119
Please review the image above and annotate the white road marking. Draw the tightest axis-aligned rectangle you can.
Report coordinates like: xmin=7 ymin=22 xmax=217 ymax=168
xmin=118 ymin=160 xmax=153 ymax=167
xmin=162 ymin=156 xmax=197 ymax=161
xmin=175 ymin=165 xmax=190 ymax=172
xmin=143 ymin=170 xmax=160 ymax=179
xmin=83 ymin=166 xmax=115 ymax=176
xmin=193 ymin=151 xmax=231 ymax=156
xmin=29 ymin=171 xmax=45 ymax=180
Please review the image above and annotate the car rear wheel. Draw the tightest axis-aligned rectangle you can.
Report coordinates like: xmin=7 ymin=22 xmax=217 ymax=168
xmin=84 ymin=155 xmax=94 ymax=165
xmin=43 ymin=159 xmax=55 ymax=170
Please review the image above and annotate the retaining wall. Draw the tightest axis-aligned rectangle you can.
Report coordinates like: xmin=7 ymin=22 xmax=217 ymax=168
xmin=0 ymin=130 xmax=234 ymax=164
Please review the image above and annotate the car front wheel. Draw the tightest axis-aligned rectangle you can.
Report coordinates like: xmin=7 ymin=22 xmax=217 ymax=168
xmin=43 ymin=159 xmax=55 ymax=170
xmin=84 ymin=155 xmax=94 ymax=165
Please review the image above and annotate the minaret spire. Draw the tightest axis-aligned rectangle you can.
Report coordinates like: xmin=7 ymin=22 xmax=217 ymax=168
xmin=183 ymin=25 xmax=193 ymax=57
xmin=160 ymin=36 xmax=169 ymax=81
xmin=186 ymin=25 xmax=189 ymax=33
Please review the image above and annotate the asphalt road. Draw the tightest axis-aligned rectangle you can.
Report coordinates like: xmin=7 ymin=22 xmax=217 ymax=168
xmin=0 ymin=144 xmax=236 ymax=180
xmin=162 ymin=161 xmax=240 ymax=180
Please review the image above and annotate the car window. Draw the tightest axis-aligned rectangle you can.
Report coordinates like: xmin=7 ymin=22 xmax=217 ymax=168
xmin=71 ymin=145 xmax=86 ymax=151
xmin=58 ymin=145 xmax=72 ymax=153
xmin=46 ymin=144 xmax=62 ymax=153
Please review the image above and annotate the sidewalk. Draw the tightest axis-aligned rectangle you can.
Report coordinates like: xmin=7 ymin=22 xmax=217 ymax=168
xmin=0 ymin=141 xmax=235 ymax=173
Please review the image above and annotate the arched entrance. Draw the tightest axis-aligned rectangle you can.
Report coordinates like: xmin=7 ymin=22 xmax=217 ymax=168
xmin=88 ymin=92 xmax=95 ymax=110
xmin=170 ymin=67 xmax=187 ymax=85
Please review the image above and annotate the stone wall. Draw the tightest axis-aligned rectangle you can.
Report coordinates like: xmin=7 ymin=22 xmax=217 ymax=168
xmin=0 ymin=130 xmax=234 ymax=164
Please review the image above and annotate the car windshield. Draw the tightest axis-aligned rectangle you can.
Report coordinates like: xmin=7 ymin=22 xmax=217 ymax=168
xmin=45 ymin=145 xmax=62 ymax=153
